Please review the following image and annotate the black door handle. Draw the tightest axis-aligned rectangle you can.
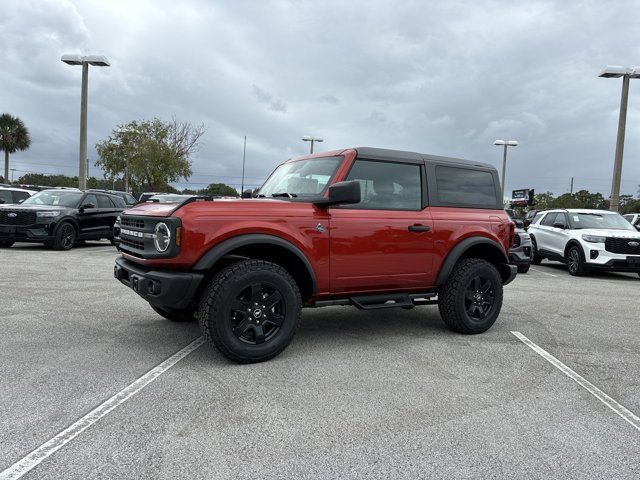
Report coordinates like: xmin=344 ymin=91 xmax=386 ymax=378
xmin=408 ymin=224 xmax=430 ymax=232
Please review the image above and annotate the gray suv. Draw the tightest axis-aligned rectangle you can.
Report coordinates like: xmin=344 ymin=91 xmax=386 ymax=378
xmin=505 ymin=209 xmax=532 ymax=273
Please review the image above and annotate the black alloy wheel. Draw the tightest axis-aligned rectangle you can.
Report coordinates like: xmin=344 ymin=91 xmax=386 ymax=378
xmin=53 ymin=223 xmax=76 ymax=250
xmin=464 ymin=274 xmax=496 ymax=321
xmin=229 ymin=283 xmax=286 ymax=345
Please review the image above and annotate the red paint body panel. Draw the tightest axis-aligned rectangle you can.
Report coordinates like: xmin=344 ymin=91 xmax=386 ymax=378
xmin=119 ymin=149 xmax=512 ymax=300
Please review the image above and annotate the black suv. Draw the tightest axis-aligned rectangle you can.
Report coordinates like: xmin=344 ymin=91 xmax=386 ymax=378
xmin=0 ymin=189 xmax=125 ymax=250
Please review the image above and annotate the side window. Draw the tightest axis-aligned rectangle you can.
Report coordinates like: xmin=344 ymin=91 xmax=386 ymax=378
xmin=555 ymin=212 xmax=568 ymax=228
xmin=112 ymin=196 xmax=126 ymax=208
xmin=434 ymin=166 xmax=497 ymax=207
xmin=344 ymin=160 xmax=422 ymax=210
xmin=541 ymin=213 xmax=557 ymax=227
xmin=13 ymin=191 xmax=30 ymax=203
xmin=83 ymin=194 xmax=98 ymax=208
xmin=531 ymin=212 xmax=543 ymax=224
xmin=0 ymin=190 xmax=12 ymax=204
xmin=97 ymin=195 xmax=112 ymax=208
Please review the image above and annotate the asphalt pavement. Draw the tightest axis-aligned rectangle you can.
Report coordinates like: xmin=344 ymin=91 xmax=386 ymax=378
xmin=1 ymin=242 xmax=638 ymax=479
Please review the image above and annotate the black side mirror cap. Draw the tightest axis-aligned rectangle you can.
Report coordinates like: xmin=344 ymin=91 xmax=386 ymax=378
xmin=514 ymin=219 xmax=524 ymax=228
xmin=313 ymin=181 xmax=361 ymax=207
xmin=553 ymin=222 xmax=566 ymax=229
xmin=80 ymin=203 xmax=96 ymax=212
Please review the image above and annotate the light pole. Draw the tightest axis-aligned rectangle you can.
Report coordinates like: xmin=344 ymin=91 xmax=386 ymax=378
xmin=10 ymin=168 xmax=16 ymax=183
xmin=599 ymin=66 xmax=640 ymax=212
xmin=61 ymin=54 xmax=110 ymax=190
xmin=493 ymin=140 xmax=518 ymax=197
xmin=302 ymin=135 xmax=323 ymax=154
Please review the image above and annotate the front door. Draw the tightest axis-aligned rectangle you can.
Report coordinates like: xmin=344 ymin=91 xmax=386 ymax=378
xmin=329 ymin=159 xmax=434 ymax=294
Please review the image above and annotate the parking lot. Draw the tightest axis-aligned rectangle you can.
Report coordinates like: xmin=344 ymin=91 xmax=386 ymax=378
xmin=1 ymin=244 xmax=639 ymax=479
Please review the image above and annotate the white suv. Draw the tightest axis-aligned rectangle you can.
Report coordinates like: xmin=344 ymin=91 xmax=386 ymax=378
xmin=528 ymin=209 xmax=640 ymax=277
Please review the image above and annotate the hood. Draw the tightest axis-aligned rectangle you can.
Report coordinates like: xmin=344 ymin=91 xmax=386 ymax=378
xmin=0 ymin=204 xmax=73 ymax=212
xmin=578 ymin=228 xmax=640 ymax=239
xmin=123 ymin=201 xmax=185 ymax=217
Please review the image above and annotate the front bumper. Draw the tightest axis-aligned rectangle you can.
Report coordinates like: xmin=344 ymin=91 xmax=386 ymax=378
xmin=503 ymin=264 xmax=518 ymax=285
xmin=0 ymin=224 xmax=54 ymax=243
xmin=114 ymin=256 xmax=203 ymax=309
xmin=581 ymin=242 xmax=640 ymax=272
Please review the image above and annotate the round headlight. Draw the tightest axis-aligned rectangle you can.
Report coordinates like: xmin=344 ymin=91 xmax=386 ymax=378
xmin=154 ymin=222 xmax=171 ymax=252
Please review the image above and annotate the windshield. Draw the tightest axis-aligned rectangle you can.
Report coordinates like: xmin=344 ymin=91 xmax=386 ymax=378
xmin=258 ymin=156 xmax=342 ymax=198
xmin=22 ymin=190 xmax=83 ymax=208
xmin=570 ymin=212 xmax=636 ymax=231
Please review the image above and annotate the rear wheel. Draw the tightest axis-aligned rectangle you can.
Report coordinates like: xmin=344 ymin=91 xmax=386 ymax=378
xmin=197 ymin=259 xmax=302 ymax=363
xmin=0 ymin=240 xmax=14 ymax=248
xmin=52 ymin=222 xmax=76 ymax=250
xmin=566 ymin=245 xmax=587 ymax=276
xmin=438 ymin=258 xmax=503 ymax=334
xmin=151 ymin=305 xmax=194 ymax=322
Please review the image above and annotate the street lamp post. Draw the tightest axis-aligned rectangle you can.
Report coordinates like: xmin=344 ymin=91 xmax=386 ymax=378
xmin=493 ymin=139 xmax=518 ymax=198
xmin=599 ymin=66 xmax=640 ymax=212
xmin=302 ymin=135 xmax=323 ymax=154
xmin=61 ymin=54 xmax=110 ymax=190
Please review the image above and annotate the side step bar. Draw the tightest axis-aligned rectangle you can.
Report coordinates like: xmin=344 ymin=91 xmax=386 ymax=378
xmin=314 ymin=292 xmax=437 ymax=310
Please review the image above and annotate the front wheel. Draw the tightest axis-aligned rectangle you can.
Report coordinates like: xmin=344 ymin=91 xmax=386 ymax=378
xmin=197 ymin=259 xmax=302 ymax=363
xmin=566 ymin=245 xmax=587 ymax=276
xmin=52 ymin=222 xmax=76 ymax=250
xmin=438 ymin=258 xmax=503 ymax=334
xmin=530 ymin=237 xmax=542 ymax=265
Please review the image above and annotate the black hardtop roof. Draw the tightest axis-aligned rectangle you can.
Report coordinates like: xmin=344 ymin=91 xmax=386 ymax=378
xmin=353 ymin=147 xmax=494 ymax=170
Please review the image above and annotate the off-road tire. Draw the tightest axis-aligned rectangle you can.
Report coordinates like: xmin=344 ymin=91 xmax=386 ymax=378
xmin=566 ymin=245 xmax=587 ymax=276
xmin=151 ymin=305 xmax=194 ymax=322
xmin=517 ymin=263 xmax=530 ymax=274
xmin=530 ymin=237 xmax=543 ymax=265
xmin=52 ymin=222 xmax=76 ymax=250
xmin=0 ymin=240 xmax=14 ymax=248
xmin=438 ymin=258 xmax=503 ymax=334
xmin=197 ymin=259 xmax=302 ymax=364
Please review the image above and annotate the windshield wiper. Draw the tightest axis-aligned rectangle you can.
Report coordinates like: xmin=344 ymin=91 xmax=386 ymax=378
xmin=271 ymin=192 xmax=298 ymax=198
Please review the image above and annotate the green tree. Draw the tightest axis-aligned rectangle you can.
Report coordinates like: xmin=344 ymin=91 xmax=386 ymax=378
xmin=533 ymin=191 xmax=555 ymax=210
xmin=0 ymin=113 xmax=31 ymax=182
xmin=95 ymin=118 xmax=205 ymax=191
xmin=200 ymin=183 xmax=238 ymax=197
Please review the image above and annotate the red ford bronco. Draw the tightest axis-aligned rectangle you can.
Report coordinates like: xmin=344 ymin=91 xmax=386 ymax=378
xmin=114 ymin=147 xmax=516 ymax=363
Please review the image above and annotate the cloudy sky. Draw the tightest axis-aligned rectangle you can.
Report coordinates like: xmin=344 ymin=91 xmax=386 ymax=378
xmin=1 ymin=0 xmax=640 ymax=196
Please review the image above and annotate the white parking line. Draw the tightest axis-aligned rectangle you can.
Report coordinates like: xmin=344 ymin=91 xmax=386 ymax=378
xmin=529 ymin=267 xmax=558 ymax=277
xmin=511 ymin=331 xmax=640 ymax=433
xmin=0 ymin=337 xmax=205 ymax=480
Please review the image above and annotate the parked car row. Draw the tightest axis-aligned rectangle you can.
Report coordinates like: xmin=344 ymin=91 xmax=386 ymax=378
xmin=0 ymin=188 xmax=125 ymax=249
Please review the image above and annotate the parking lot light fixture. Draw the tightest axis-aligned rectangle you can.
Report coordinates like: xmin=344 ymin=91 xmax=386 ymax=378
xmin=599 ymin=65 xmax=640 ymax=212
xmin=302 ymin=135 xmax=323 ymax=154
xmin=494 ymin=139 xmax=518 ymax=197
xmin=62 ymin=54 xmax=110 ymax=191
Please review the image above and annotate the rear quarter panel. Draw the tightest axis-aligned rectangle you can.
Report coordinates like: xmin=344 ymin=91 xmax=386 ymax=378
xmin=430 ymin=206 xmax=511 ymax=275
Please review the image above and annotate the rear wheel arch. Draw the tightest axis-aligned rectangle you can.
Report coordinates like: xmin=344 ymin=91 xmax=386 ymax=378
xmin=193 ymin=234 xmax=317 ymax=302
xmin=436 ymin=236 xmax=510 ymax=286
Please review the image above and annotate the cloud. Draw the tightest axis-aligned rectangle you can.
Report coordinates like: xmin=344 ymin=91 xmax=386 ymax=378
xmin=252 ymin=84 xmax=287 ymax=113
xmin=0 ymin=0 xmax=639 ymax=196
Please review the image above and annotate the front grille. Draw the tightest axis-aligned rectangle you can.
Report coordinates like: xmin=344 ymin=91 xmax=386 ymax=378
xmin=605 ymin=237 xmax=640 ymax=255
xmin=0 ymin=210 xmax=37 ymax=226
xmin=120 ymin=236 xmax=145 ymax=252
xmin=121 ymin=217 xmax=145 ymax=229
xmin=513 ymin=234 xmax=521 ymax=248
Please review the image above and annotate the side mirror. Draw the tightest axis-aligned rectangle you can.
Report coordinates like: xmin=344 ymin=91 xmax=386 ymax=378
xmin=18 ymin=199 xmax=25 ymax=204
xmin=553 ymin=222 xmax=566 ymax=229
xmin=80 ymin=203 xmax=95 ymax=212
xmin=314 ymin=181 xmax=361 ymax=207
xmin=514 ymin=219 xmax=524 ymax=228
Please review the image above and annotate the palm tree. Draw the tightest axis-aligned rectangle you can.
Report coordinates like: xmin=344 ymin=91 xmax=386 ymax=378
xmin=0 ymin=113 xmax=31 ymax=183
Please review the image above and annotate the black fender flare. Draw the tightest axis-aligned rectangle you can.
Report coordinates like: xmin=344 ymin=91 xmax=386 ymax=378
xmin=435 ymin=236 xmax=510 ymax=286
xmin=193 ymin=234 xmax=317 ymax=293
